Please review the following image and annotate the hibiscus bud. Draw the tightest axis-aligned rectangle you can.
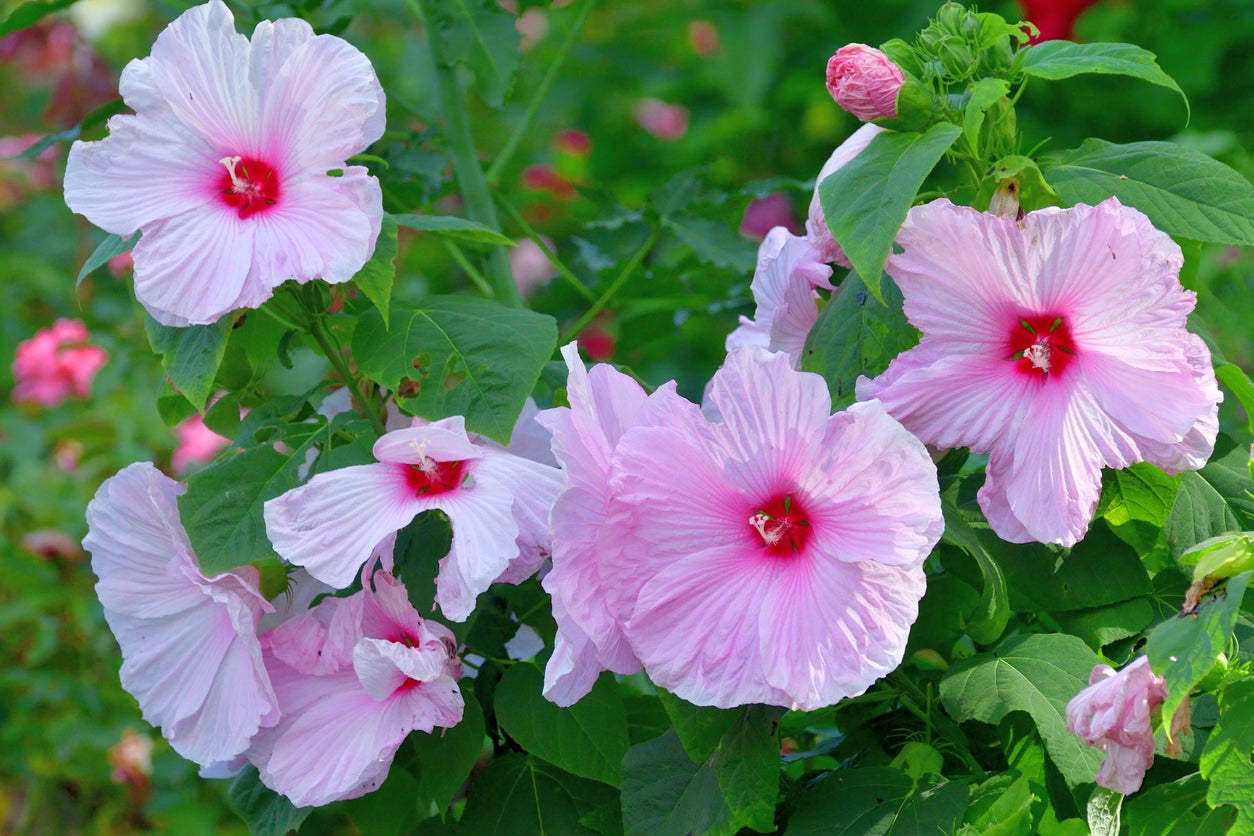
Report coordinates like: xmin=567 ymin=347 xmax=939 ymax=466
xmin=825 ymin=44 xmax=905 ymax=122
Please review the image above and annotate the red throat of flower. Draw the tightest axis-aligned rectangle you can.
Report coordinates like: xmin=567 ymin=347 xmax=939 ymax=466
xmin=749 ymin=494 xmax=812 ymax=557
xmin=218 ymin=155 xmax=280 ymax=219
xmin=1007 ymin=314 xmax=1076 ymax=379
xmin=403 ymin=457 xmax=467 ymax=496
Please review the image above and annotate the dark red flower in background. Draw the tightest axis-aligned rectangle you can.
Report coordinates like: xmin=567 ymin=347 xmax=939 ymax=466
xmin=1018 ymin=0 xmax=1102 ymax=43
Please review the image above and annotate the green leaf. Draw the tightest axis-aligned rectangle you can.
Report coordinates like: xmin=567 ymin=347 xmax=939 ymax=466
xmin=786 ymin=768 xmax=969 ymax=835
xmin=940 ymin=633 xmax=1105 ymax=786
xmin=818 ymin=122 xmax=962 ymax=302
xmin=1039 ymin=140 xmax=1254 ymax=246
xmin=352 ymin=296 xmax=557 ymax=444
xmin=801 ymin=271 xmax=916 ymax=411
xmin=340 ymin=763 xmax=422 ymax=836
xmin=657 ymin=691 xmax=740 ymax=762
xmin=354 ymin=214 xmax=398 ymax=325
xmin=1053 ymin=598 xmax=1155 ymax=650
xmin=0 ymin=0 xmax=77 ymax=37
xmin=423 ymin=0 xmax=520 ymax=108
xmin=495 ymin=665 xmax=630 ymax=787
xmin=15 ymin=97 xmax=125 ymax=162
xmin=1087 ymin=786 xmax=1123 ymax=836
xmin=712 ymin=705 xmax=781 ymax=833
xmin=940 ymin=502 xmax=1012 ymax=645
xmin=963 ymin=78 xmax=1011 ymax=155
xmin=1166 ymin=441 xmax=1254 ymax=557
xmin=145 ymin=313 xmax=234 ymax=412
xmin=392 ymin=213 xmax=515 ymax=246
xmin=1200 ymin=680 xmax=1254 ymax=828
xmin=179 ymin=443 xmax=307 ymax=575
xmin=1147 ymin=571 xmax=1251 ymax=736
xmin=962 ymin=772 xmax=1040 ymax=835
xmin=620 ymin=729 xmax=736 ymax=836
xmin=409 ymin=685 xmax=485 ymax=815
xmin=226 ymin=765 xmax=311 ymax=836
xmin=1099 ymin=464 xmax=1181 ymax=528
xmin=76 ymin=231 xmax=139 ymax=289
xmin=662 ymin=215 xmax=757 ymax=272
xmin=1125 ymin=773 xmax=1237 ymax=836
xmin=455 ymin=753 xmax=608 ymax=835
xmin=1215 ymin=363 xmax=1254 ymax=433
xmin=1021 ymin=42 xmax=1188 ymax=118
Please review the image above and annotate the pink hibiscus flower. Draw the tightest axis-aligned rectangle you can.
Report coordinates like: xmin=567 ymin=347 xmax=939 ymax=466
xmin=63 ymin=0 xmax=385 ymax=326
xmin=82 ymin=462 xmax=278 ymax=767
xmin=250 ymin=570 xmax=463 ymax=807
xmin=726 ymin=228 xmax=834 ymax=368
xmin=806 ymin=123 xmax=885 ymax=267
xmin=553 ymin=346 xmax=942 ymax=710
xmin=11 ymin=318 xmax=108 ymax=407
xmin=825 ymin=44 xmax=904 ymax=122
xmin=264 ymin=415 xmax=561 ymax=621
xmin=857 ymin=198 xmax=1221 ymax=546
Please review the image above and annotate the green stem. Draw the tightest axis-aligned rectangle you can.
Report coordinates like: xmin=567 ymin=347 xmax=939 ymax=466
xmin=444 ymin=239 xmax=495 ymax=298
xmin=485 ymin=0 xmax=596 ymax=186
xmin=409 ymin=0 xmax=521 ymax=308
xmin=561 ymin=223 xmax=659 ymax=341
xmin=494 ymin=189 xmax=597 ymax=302
xmin=308 ymin=316 xmax=387 ymax=437
xmin=890 ymin=672 xmax=987 ymax=780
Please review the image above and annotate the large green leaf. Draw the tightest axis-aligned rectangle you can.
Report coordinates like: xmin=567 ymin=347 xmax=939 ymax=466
xmin=713 ymin=705 xmax=781 ymax=833
xmin=495 ymin=665 xmax=630 ymax=788
xmin=1020 ymin=42 xmax=1188 ymax=117
xmin=145 ymin=313 xmax=234 ymax=413
xmin=785 ymin=768 xmax=968 ymax=835
xmin=351 ymin=296 xmax=556 ymax=444
xmin=657 ymin=691 xmax=740 ymax=762
xmin=354 ymin=214 xmax=398 ymax=325
xmin=1147 ymin=571 xmax=1251 ymax=735
xmin=1039 ymin=140 xmax=1254 ymax=246
xmin=226 ymin=766 xmax=311 ymax=836
xmin=0 ymin=0 xmax=77 ymax=37
xmin=940 ymin=634 xmax=1105 ymax=786
xmin=392 ymin=213 xmax=515 ymax=246
xmin=423 ymin=0 xmax=520 ymax=107
xmin=620 ymin=729 xmax=736 ymax=836
xmin=801 ymin=271 xmax=916 ymax=411
xmin=1166 ymin=441 xmax=1254 ymax=557
xmin=940 ymin=503 xmax=1012 ymax=645
xmin=1125 ymin=773 xmax=1237 ymax=836
xmin=455 ymin=753 xmax=613 ymax=835
xmin=1099 ymin=463 xmax=1181 ymax=528
xmin=818 ymin=123 xmax=962 ymax=302
xmin=1200 ymin=680 xmax=1254 ymax=830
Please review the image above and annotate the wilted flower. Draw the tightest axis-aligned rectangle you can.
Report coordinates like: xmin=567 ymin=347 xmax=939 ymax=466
xmin=826 ymin=44 xmax=904 ymax=121
xmin=858 ymin=198 xmax=1220 ymax=546
xmin=12 ymin=318 xmax=107 ymax=407
xmin=64 ymin=0 xmax=385 ymax=326
xmin=807 ymin=123 xmax=885 ymax=267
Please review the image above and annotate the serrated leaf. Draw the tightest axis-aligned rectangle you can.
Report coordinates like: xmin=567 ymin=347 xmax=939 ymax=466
xmin=455 ymin=753 xmax=607 ymax=835
xmin=940 ymin=634 xmax=1105 ymax=786
xmin=818 ymin=122 xmax=961 ymax=301
xmin=0 ymin=0 xmax=77 ymax=37
xmin=802 ymin=271 xmax=916 ymax=410
xmin=424 ymin=0 xmax=520 ymax=107
xmin=76 ymin=231 xmax=139 ymax=289
xmin=145 ymin=312 xmax=233 ymax=412
xmin=354 ymin=214 xmax=397 ymax=325
xmin=352 ymin=296 xmax=556 ymax=444
xmin=392 ymin=213 xmax=515 ymax=246
xmin=1021 ymin=42 xmax=1188 ymax=119
xmin=621 ymin=729 xmax=736 ymax=836
xmin=1039 ymin=140 xmax=1254 ymax=246
xmin=495 ymin=665 xmax=629 ymax=787
xmin=226 ymin=765 xmax=311 ymax=836
xmin=1166 ymin=441 xmax=1254 ymax=557
xmin=786 ymin=767 xmax=969 ymax=835
xmin=1147 ymin=571 xmax=1251 ymax=736
xmin=1199 ymin=680 xmax=1254 ymax=828
xmin=963 ymin=78 xmax=1011 ymax=154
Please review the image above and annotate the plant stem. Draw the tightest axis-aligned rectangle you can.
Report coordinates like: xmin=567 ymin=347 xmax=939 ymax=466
xmin=485 ymin=0 xmax=596 ymax=186
xmin=308 ymin=315 xmax=387 ymax=437
xmin=444 ymin=239 xmax=495 ymax=298
xmin=409 ymin=0 xmax=521 ymax=308
xmin=560 ymin=223 xmax=659 ymax=342
xmin=890 ymin=672 xmax=987 ymax=780
xmin=494 ymin=189 xmax=597 ymax=302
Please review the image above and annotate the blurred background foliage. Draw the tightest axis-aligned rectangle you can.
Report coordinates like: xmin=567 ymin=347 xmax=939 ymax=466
xmin=0 ymin=0 xmax=1251 ymax=831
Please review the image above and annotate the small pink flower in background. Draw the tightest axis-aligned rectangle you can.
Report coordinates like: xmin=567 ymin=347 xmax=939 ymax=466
xmin=52 ymin=439 xmax=84 ymax=473
xmin=687 ymin=20 xmax=719 ymax=57
xmin=21 ymin=528 xmax=84 ymax=561
xmin=0 ymin=18 xmax=116 ymax=125
xmin=521 ymin=163 xmax=576 ymax=200
xmin=0 ymin=134 xmax=57 ymax=208
xmin=510 ymin=237 xmax=558 ymax=297
xmin=807 ymin=124 xmax=885 ymax=267
xmin=516 ymin=7 xmax=549 ymax=51
xmin=1066 ymin=656 xmax=1178 ymax=794
xmin=635 ymin=98 xmax=689 ymax=142
xmin=63 ymin=0 xmax=385 ymax=326
xmin=249 ymin=570 xmax=463 ymax=807
xmin=726 ymin=228 xmax=833 ymax=369
xmin=857 ymin=198 xmax=1221 ymax=547
xmin=172 ymin=412 xmax=232 ymax=474
xmin=826 ymin=44 xmax=904 ymax=122
xmin=739 ymin=193 xmax=802 ymax=241
xmin=578 ymin=316 xmax=616 ymax=361
xmin=12 ymin=318 xmax=108 ymax=407
xmin=82 ymin=462 xmax=279 ymax=768
xmin=108 ymin=728 xmax=153 ymax=805
xmin=107 ymin=250 xmax=134 ymax=276
xmin=554 ymin=129 xmax=591 ymax=156
xmin=264 ymin=415 xmax=562 ymax=620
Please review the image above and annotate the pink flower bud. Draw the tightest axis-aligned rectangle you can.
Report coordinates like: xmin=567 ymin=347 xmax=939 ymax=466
xmin=826 ymin=43 xmax=905 ymax=122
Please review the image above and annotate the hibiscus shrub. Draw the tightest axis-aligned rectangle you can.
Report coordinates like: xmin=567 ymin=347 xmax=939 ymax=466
xmin=5 ymin=0 xmax=1254 ymax=833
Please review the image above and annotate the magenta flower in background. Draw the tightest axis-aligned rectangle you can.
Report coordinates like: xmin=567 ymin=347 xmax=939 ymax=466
xmin=171 ymin=412 xmax=231 ymax=474
xmin=250 ymin=570 xmax=463 ymax=807
xmin=82 ymin=462 xmax=278 ymax=768
xmin=12 ymin=318 xmax=107 ymax=406
xmin=264 ymin=415 xmax=561 ymax=621
xmin=826 ymin=44 xmax=904 ymax=121
xmin=1066 ymin=656 xmax=1180 ymax=794
xmin=63 ymin=0 xmax=385 ymax=326
xmin=634 ymin=97 xmax=689 ymax=141
xmin=726 ymin=228 xmax=834 ymax=368
xmin=739 ymin=193 xmax=802 ymax=241
xmin=807 ymin=123 xmax=884 ymax=267
xmin=598 ymin=347 xmax=942 ymax=710
xmin=858 ymin=198 xmax=1221 ymax=547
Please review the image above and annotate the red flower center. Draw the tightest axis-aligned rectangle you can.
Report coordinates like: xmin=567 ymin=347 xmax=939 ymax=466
xmin=1007 ymin=314 xmax=1076 ymax=380
xmin=217 ymin=155 xmax=281 ymax=219
xmin=403 ymin=458 xmax=467 ymax=496
xmin=749 ymin=494 xmax=812 ymax=556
